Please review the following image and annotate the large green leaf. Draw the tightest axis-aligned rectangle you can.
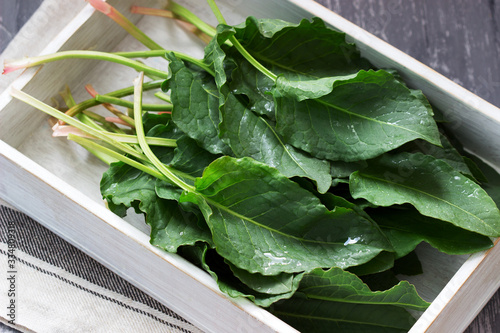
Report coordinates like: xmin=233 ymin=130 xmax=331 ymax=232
xmin=180 ymin=156 xmax=392 ymax=275
xmin=220 ymin=93 xmax=332 ymax=193
xmin=165 ymin=53 xmax=232 ymax=155
xmin=350 ymin=152 xmax=500 ymax=237
xmin=270 ymin=267 xmax=429 ymax=333
xmin=274 ymin=70 xmax=442 ymax=162
xmin=207 ymin=16 xmax=371 ymax=121
xmin=233 ymin=17 xmax=371 ymax=78
xmin=100 ymin=162 xmax=211 ymax=252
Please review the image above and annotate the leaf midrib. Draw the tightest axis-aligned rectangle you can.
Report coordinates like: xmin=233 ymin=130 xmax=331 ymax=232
xmin=299 ymin=288 xmax=428 ymax=309
xmin=357 ymin=172 xmax=496 ymax=234
xmin=204 ymin=196 xmax=344 ymax=246
xmin=313 ymin=98 xmax=437 ymax=144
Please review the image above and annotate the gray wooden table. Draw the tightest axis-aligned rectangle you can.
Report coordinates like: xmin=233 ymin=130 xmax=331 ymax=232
xmin=1 ymin=0 xmax=498 ymax=332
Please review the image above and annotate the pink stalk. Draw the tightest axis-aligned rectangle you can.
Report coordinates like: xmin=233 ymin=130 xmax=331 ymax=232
xmin=131 ymin=5 xmax=212 ymax=44
xmin=2 ymin=60 xmax=28 ymax=75
xmin=52 ymin=123 xmax=93 ymax=138
xmin=86 ymin=0 xmax=163 ymax=50
xmin=130 ymin=6 xmax=174 ymax=18
xmin=85 ymin=84 xmax=135 ymax=127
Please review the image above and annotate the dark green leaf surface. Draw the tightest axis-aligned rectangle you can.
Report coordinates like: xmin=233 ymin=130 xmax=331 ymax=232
xmin=273 ymin=296 xmax=416 ymax=333
xmin=209 ymin=16 xmax=371 ymax=121
xmin=100 ymin=162 xmax=211 ymax=252
xmin=466 ymin=153 xmax=500 ymax=205
xmin=166 ymin=53 xmax=232 ymax=155
xmin=270 ymin=267 xmax=428 ymax=332
xmin=180 ymin=156 xmax=392 ymax=275
xmin=400 ymin=132 xmax=472 ymax=177
xmin=299 ymin=267 xmax=429 ymax=310
xmin=274 ymin=70 xmax=442 ymax=162
xmin=233 ymin=17 xmax=370 ymax=78
xmin=227 ymin=261 xmax=302 ymax=295
xmin=170 ymin=135 xmax=220 ymax=177
xmin=220 ymin=93 xmax=332 ymax=193
xmin=182 ymin=244 xmax=302 ymax=307
xmin=350 ymin=152 xmax=500 ymax=237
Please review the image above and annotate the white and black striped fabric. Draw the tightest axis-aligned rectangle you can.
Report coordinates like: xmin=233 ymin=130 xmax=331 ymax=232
xmin=0 ymin=205 xmax=203 ymax=333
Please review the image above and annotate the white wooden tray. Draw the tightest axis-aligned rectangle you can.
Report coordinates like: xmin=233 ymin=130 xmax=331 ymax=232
xmin=1 ymin=1 xmax=499 ymax=332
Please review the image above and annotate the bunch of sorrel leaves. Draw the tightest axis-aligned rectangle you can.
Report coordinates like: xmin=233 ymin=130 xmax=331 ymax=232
xmin=5 ymin=0 xmax=500 ymax=332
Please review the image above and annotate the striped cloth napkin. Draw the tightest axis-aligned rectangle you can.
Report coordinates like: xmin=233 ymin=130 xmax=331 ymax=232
xmin=0 ymin=205 xmax=203 ymax=333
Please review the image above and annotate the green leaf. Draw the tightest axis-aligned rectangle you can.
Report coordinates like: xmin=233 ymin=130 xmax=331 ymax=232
xmin=399 ymin=132 xmax=472 ymax=177
xmin=228 ymin=50 xmax=276 ymax=119
xmin=220 ymin=93 xmax=332 ymax=193
xmin=301 ymin=267 xmax=429 ymax=310
xmin=170 ymin=135 xmax=220 ymax=177
xmin=350 ymin=152 xmax=500 ymax=237
xmin=208 ymin=16 xmax=371 ymax=120
xmin=233 ymin=17 xmax=370 ymax=78
xmin=369 ymin=207 xmax=493 ymax=257
xmin=165 ymin=53 xmax=232 ymax=155
xmin=142 ymin=112 xmax=171 ymax=132
xmin=100 ymin=162 xmax=212 ymax=252
xmin=180 ymin=244 xmax=303 ymax=307
xmin=270 ymin=267 xmax=429 ymax=333
xmin=227 ymin=260 xmax=303 ymax=295
xmin=180 ymin=156 xmax=392 ymax=275
xmin=274 ymin=70 xmax=442 ymax=162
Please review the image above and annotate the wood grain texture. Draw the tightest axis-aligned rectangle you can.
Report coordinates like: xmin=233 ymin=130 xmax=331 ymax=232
xmin=314 ymin=1 xmax=500 ymax=332
xmin=0 ymin=0 xmax=44 ymax=53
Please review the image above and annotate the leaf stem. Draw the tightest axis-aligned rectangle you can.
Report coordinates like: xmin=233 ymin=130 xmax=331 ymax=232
xmin=115 ymin=50 xmax=215 ymax=76
xmin=169 ymin=1 xmax=217 ymax=38
xmin=206 ymin=0 xmax=227 ymax=25
xmin=68 ymin=134 xmax=169 ymax=181
xmin=104 ymin=133 xmax=177 ymax=147
xmin=154 ymin=91 xmax=172 ymax=103
xmin=87 ymin=0 xmax=163 ymax=50
xmin=11 ymin=89 xmax=148 ymax=162
xmin=130 ymin=5 xmax=213 ymax=44
xmin=133 ymin=72 xmax=195 ymax=192
xmin=95 ymin=94 xmax=173 ymax=112
xmin=65 ymin=80 xmax=163 ymax=118
xmin=229 ymin=37 xmax=277 ymax=81
xmin=3 ymin=51 xmax=169 ymax=78
xmin=205 ymin=0 xmax=277 ymax=81
xmin=81 ymin=110 xmax=126 ymax=133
